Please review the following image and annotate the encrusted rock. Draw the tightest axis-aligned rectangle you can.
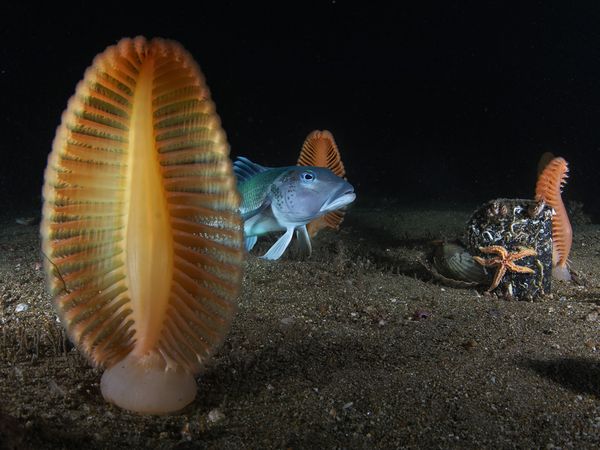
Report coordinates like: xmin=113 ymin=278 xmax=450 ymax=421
xmin=465 ymin=198 xmax=552 ymax=300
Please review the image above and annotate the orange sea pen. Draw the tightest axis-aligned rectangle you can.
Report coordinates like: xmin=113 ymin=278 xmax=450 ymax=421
xmin=535 ymin=156 xmax=572 ymax=281
xmin=297 ymin=130 xmax=347 ymax=237
xmin=40 ymin=37 xmax=244 ymax=413
xmin=537 ymin=151 xmax=555 ymax=177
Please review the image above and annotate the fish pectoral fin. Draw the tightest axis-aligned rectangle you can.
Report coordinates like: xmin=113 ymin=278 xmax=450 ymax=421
xmin=245 ymin=235 xmax=258 ymax=251
xmin=261 ymin=227 xmax=295 ymax=260
xmin=295 ymin=225 xmax=312 ymax=258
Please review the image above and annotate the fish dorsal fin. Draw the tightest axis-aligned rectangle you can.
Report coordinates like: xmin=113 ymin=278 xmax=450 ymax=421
xmin=233 ymin=156 xmax=268 ymax=183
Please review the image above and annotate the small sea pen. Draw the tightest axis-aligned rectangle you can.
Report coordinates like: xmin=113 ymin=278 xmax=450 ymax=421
xmin=535 ymin=156 xmax=572 ymax=281
xmin=297 ymin=130 xmax=347 ymax=237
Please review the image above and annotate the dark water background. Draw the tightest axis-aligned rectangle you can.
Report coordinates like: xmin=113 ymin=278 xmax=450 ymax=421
xmin=1 ymin=2 xmax=599 ymax=220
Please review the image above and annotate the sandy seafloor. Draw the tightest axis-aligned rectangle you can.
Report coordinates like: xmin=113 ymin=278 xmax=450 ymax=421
xmin=1 ymin=196 xmax=600 ymax=449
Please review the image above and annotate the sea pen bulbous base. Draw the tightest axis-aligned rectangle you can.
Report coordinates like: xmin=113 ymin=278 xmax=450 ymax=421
xmin=552 ymin=264 xmax=571 ymax=281
xmin=100 ymin=352 xmax=197 ymax=414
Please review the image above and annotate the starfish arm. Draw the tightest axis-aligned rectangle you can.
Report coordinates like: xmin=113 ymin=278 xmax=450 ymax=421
xmin=479 ymin=246 xmax=508 ymax=257
xmin=472 ymin=256 xmax=500 ymax=267
xmin=516 ymin=246 xmax=537 ymax=253
xmin=510 ymin=248 xmax=537 ymax=260
xmin=488 ymin=266 xmax=506 ymax=291
xmin=506 ymin=262 xmax=535 ymax=274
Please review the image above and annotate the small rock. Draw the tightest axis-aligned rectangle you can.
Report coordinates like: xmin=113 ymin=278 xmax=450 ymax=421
xmin=180 ymin=422 xmax=192 ymax=441
xmin=586 ymin=310 xmax=599 ymax=322
xmin=207 ymin=408 xmax=225 ymax=424
xmin=364 ymin=306 xmax=376 ymax=315
xmin=342 ymin=402 xmax=354 ymax=410
xmin=280 ymin=317 xmax=294 ymax=326
xmin=15 ymin=303 xmax=28 ymax=313
xmin=412 ymin=310 xmax=430 ymax=321
xmin=13 ymin=367 xmax=23 ymax=381
xmin=461 ymin=339 xmax=477 ymax=351
xmin=488 ymin=308 xmax=503 ymax=318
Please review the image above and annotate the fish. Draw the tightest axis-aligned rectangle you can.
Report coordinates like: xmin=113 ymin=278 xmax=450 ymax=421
xmin=40 ymin=37 xmax=244 ymax=414
xmin=297 ymin=130 xmax=347 ymax=237
xmin=535 ymin=155 xmax=572 ymax=281
xmin=234 ymin=156 xmax=356 ymax=260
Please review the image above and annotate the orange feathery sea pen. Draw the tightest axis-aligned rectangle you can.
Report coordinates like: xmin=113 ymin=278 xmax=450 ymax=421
xmin=40 ymin=37 xmax=244 ymax=414
xmin=537 ymin=151 xmax=555 ymax=177
xmin=297 ymin=130 xmax=347 ymax=237
xmin=535 ymin=155 xmax=572 ymax=281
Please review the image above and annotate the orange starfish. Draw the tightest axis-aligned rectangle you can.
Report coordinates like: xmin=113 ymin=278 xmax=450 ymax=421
xmin=472 ymin=246 xmax=537 ymax=292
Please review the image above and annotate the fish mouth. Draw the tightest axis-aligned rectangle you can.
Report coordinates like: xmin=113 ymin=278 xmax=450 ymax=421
xmin=321 ymin=188 xmax=356 ymax=213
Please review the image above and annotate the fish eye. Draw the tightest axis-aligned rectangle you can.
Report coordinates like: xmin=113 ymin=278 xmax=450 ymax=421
xmin=301 ymin=171 xmax=316 ymax=183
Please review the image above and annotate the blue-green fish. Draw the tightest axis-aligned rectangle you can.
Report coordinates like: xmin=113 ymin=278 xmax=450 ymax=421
xmin=234 ymin=157 xmax=356 ymax=260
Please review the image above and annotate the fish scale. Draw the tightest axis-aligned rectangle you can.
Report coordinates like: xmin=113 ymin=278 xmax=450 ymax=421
xmin=237 ymin=168 xmax=287 ymax=216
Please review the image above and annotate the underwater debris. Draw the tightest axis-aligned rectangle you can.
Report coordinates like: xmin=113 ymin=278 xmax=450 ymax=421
xmin=465 ymin=198 xmax=552 ymax=300
xmin=15 ymin=217 xmax=39 ymax=226
xmin=14 ymin=303 xmax=28 ymax=313
xmin=428 ymin=241 xmax=490 ymax=288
